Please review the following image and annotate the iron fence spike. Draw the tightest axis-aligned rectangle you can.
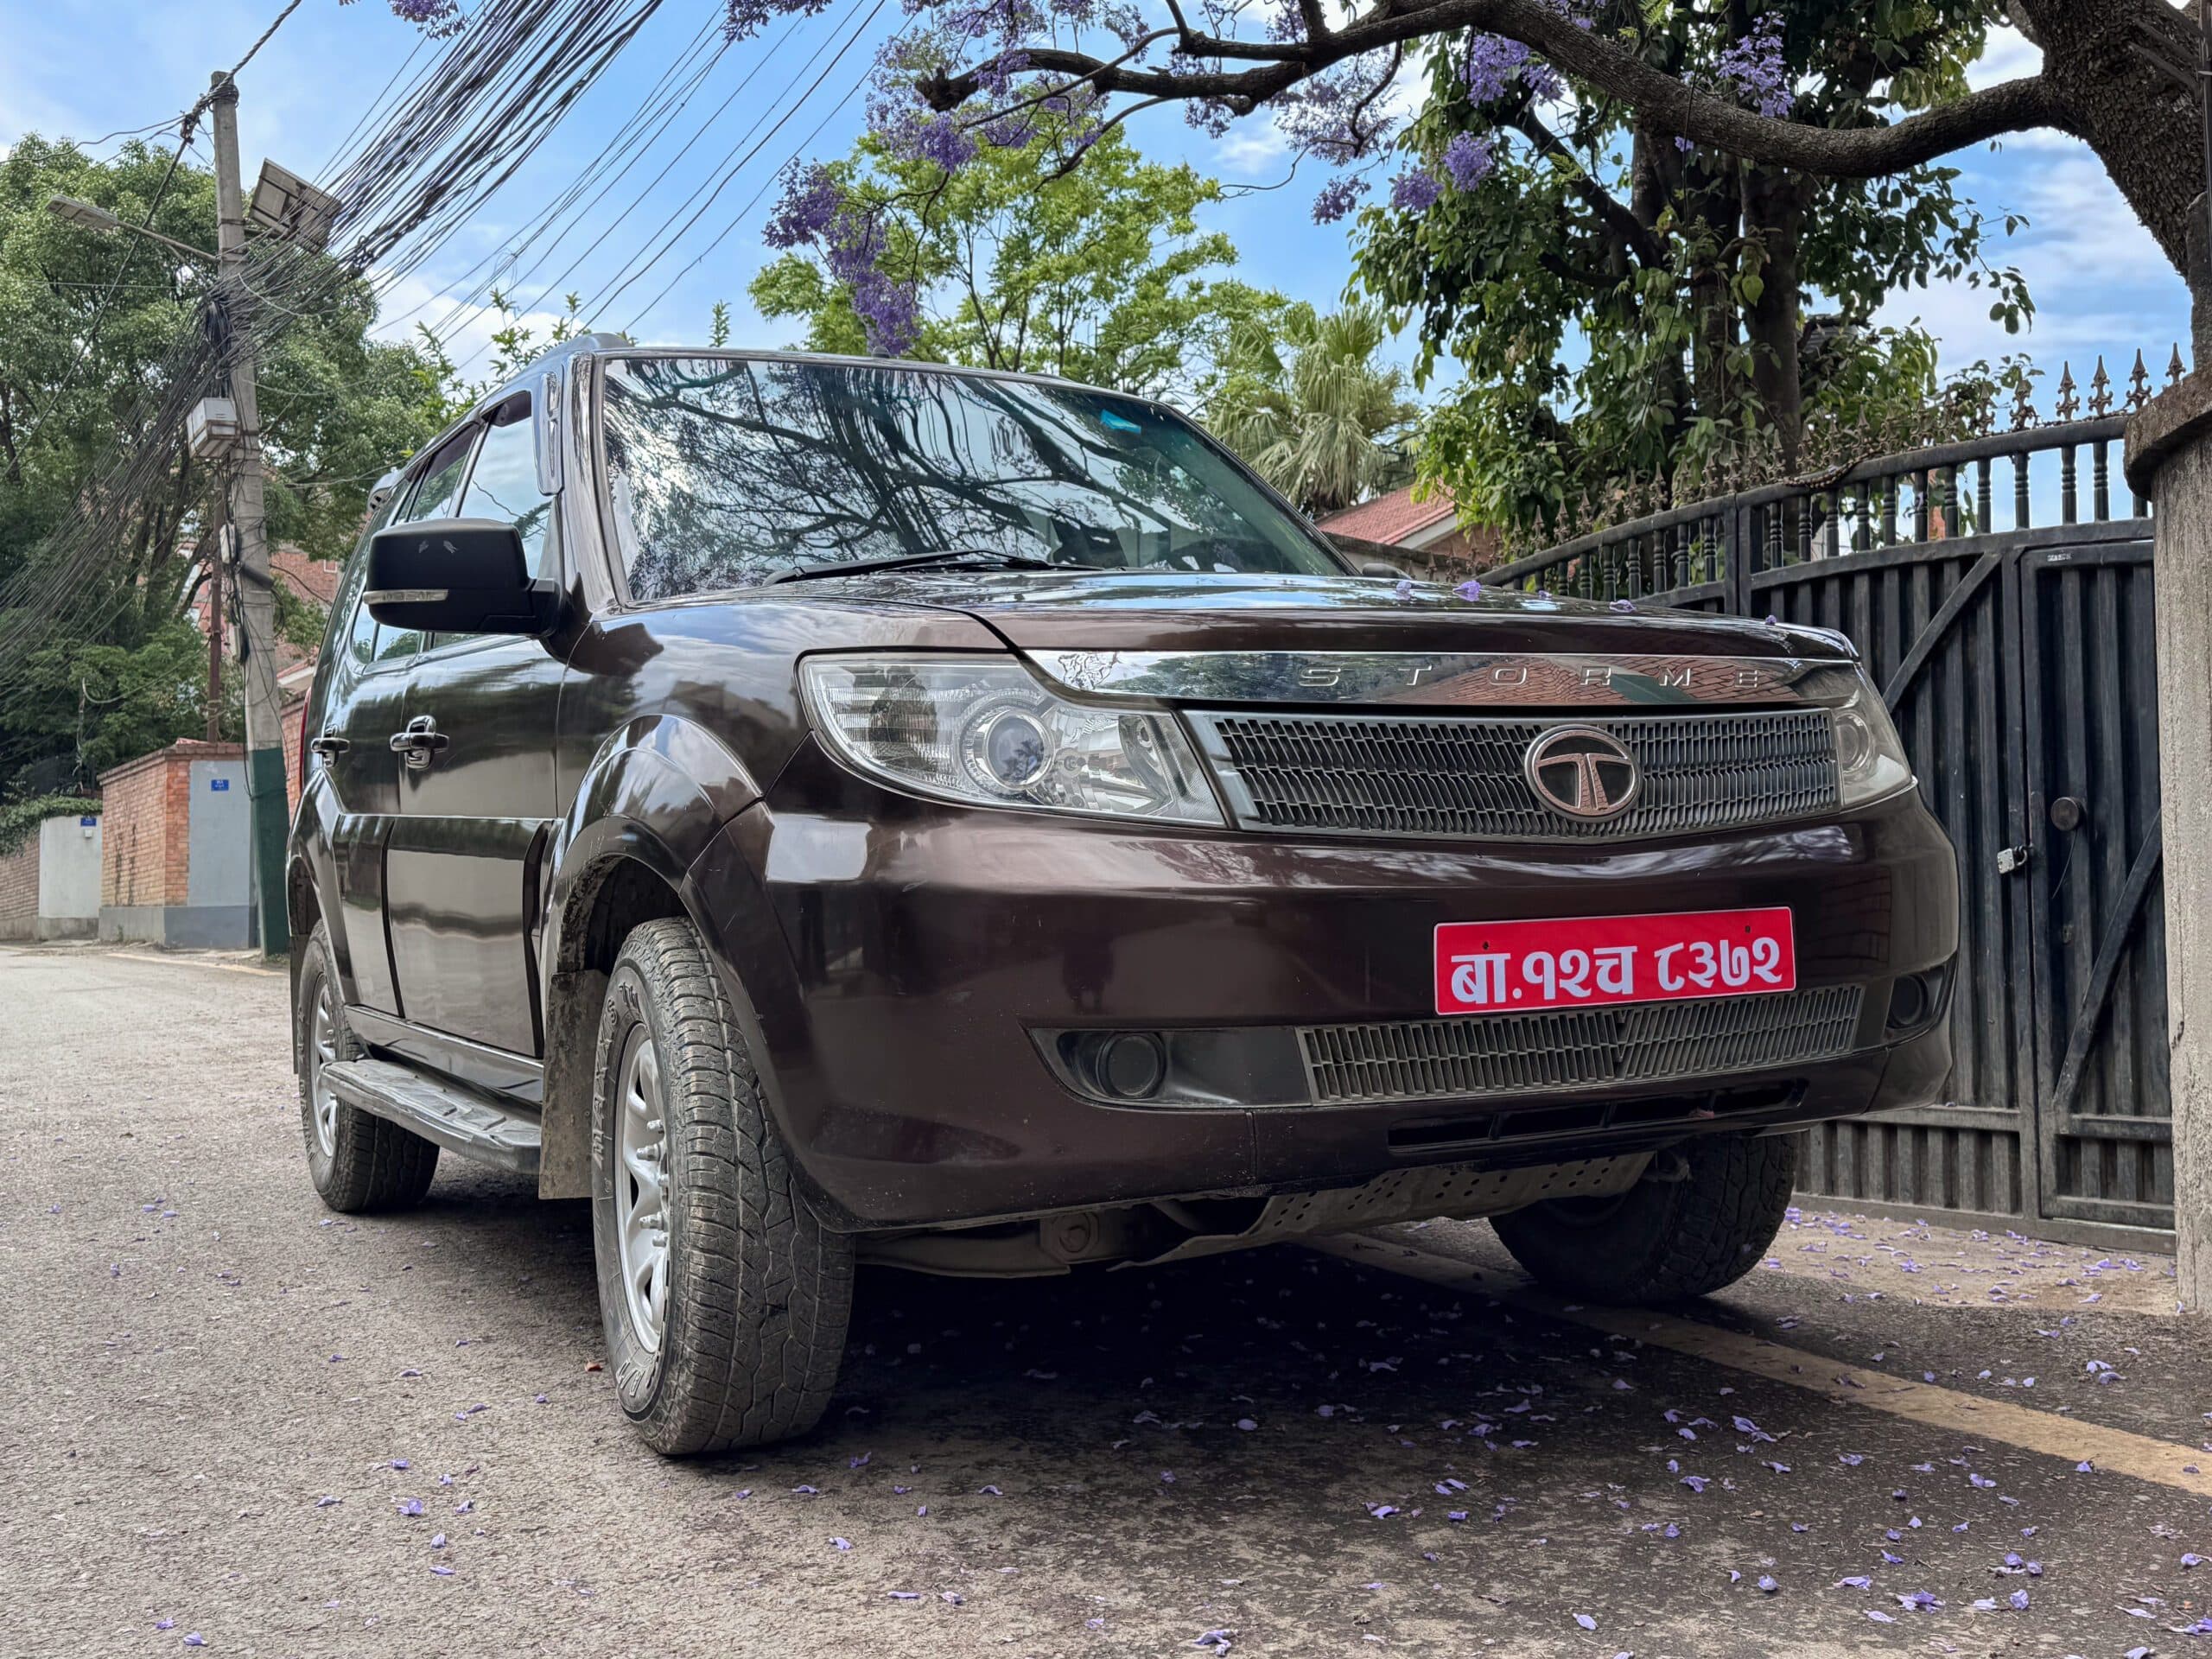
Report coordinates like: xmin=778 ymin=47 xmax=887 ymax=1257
xmin=2089 ymin=356 xmax=2113 ymax=417
xmin=2170 ymin=342 xmax=2187 ymax=386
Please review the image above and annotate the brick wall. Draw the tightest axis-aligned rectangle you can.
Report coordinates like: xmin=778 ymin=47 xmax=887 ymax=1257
xmin=282 ymin=689 xmax=306 ymax=814
xmin=99 ymin=741 xmax=242 ymax=910
xmin=0 ymin=839 xmax=37 ymax=939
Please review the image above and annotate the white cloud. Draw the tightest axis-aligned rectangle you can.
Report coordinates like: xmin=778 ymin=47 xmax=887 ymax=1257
xmin=1964 ymin=24 xmax=2041 ymax=91
xmin=1873 ymin=138 xmax=2190 ymax=374
xmin=369 ymin=269 xmax=579 ymax=380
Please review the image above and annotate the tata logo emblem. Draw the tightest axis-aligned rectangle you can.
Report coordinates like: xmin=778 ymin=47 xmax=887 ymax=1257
xmin=1523 ymin=726 xmax=1642 ymax=821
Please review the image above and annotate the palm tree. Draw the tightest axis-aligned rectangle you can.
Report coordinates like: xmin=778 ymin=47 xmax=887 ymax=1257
xmin=1206 ymin=302 xmax=1418 ymax=517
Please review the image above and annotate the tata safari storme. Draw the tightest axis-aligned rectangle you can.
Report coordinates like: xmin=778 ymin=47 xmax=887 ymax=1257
xmin=289 ymin=336 xmax=1958 ymax=1454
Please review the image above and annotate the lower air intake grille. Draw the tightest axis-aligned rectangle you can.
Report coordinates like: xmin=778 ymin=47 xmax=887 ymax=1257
xmin=1188 ymin=708 xmax=1839 ymax=840
xmin=1298 ymin=987 xmax=1864 ymax=1106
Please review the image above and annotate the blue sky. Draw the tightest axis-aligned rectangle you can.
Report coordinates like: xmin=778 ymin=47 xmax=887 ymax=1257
xmin=0 ymin=0 xmax=2192 ymax=405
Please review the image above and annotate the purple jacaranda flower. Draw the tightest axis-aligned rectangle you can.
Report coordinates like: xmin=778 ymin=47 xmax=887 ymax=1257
xmin=2008 ymin=1589 xmax=2029 ymax=1611
xmin=1833 ymin=1575 xmax=1871 ymax=1590
xmin=430 ymin=1534 xmax=448 ymax=1549
xmin=2183 ymin=1553 xmax=2204 ymax=1568
xmin=1713 ymin=14 xmax=1790 ymax=118
xmin=397 ymin=1498 xmax=423 ymax=1517
xmin=315 ymin=1497 xmax=340 ymax=1508
xmin=1389 ymin=170 xmax=1444 ymax=213
xmin=833 ymin=1538 xmax=852 ymax=1551
xmin=430 ymin=1565 xmax=454 ymax=1576
xmin=887 ymin=1591 xmax=921 ymax=1601
xmin=1757 ymin=1576 xmax=1777 ymax=1594
xmin=1573 ymin=1613 xmax=1596 ymax=1630
xmin=1311 ymin=176 xmax=1367 ymax=224
xmin=1866 ymin=1609 xmax=1894 ymax=1623
xmin=1455 ymin=578 xmax=1484 ymax=599
xmin=978 ymin=1485 xmax=1003 ymax=1497
xmin=1442 ymin=133 xmax=1495 ymax=191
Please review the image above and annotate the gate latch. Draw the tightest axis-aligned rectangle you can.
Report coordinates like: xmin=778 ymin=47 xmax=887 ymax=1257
xmin=1996 ymin=844 xmax=2032 ymax=874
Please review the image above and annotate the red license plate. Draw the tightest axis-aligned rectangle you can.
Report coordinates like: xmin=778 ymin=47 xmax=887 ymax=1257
xmin=1433 ymin=907 xmax=1796 ymax=1016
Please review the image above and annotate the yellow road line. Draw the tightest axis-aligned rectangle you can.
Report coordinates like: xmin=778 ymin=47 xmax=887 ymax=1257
xmin=1315 ymin=1231 xmax=2212 ymax=1500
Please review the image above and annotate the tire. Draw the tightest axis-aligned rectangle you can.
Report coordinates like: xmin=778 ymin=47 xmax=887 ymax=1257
xmin=1490 ymin=1132 xmax=1796 ymax=1305
xmin=590 ymin=917 xmax=854 ymax=1456
xmin=296 ymin=922 xmax=439 ymax=1213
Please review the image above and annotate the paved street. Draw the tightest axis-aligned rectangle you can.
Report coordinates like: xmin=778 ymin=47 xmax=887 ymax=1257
xmin=6 ymin=943 xmax=2210 ymax=1658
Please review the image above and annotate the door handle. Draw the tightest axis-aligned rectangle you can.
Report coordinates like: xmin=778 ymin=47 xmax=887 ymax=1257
xmin=308 ymin=734 xmax=350 ymax=760
xmin=389 ymin=715 xmax=450 ymax=771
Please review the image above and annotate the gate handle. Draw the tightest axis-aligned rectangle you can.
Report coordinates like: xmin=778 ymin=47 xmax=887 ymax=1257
xmin=2049 ymin=795 xmax=2086 ymax=832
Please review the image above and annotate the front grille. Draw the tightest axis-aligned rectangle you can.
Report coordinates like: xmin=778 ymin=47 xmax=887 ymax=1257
xmin=1297 ymin=986 xmax=1864 ymax=1106
xmin=1188 ymin=709 xmax=1838 ymax=840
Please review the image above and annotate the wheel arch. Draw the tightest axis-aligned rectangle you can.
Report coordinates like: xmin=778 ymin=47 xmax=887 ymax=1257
xmin=536 ymin=719 xmax=766 ymax=1199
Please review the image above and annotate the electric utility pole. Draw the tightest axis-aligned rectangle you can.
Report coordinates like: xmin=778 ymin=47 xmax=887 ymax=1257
xmin=208 ymin=72 xmax=288 ymax=957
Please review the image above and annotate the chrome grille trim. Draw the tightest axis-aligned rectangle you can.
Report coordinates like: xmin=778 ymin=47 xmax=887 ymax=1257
xmin=1298 ymin=987 xmax=1864 ymax=1107
xmin=1186 ymin=708 xmax=1839 ymax=840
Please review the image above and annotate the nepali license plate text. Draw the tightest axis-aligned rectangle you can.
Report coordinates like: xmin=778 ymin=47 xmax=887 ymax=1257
xmin=1433 ymin=907 xmax=1796 ymax=1016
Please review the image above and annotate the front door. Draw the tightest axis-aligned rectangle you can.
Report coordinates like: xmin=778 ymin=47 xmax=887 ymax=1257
xmin=382 ymin=388 xmax=564 ymax=1062
xmin=385 ymin=634 xmax=562 ymax=1057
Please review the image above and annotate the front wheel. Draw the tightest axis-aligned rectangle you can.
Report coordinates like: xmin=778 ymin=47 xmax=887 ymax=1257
xmin=1490 ymin=1132 xmax=1796 ymax=1305
xmin=590 ymin=917 xmax=853 ymax=1456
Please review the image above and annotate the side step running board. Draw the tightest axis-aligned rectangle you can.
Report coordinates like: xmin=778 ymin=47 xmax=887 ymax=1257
xmin=322 ymin=1057 xmax=543 ymax=1176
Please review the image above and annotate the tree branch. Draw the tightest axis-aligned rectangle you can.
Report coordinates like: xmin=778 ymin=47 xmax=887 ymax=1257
xmin=1508 ymin=108 xmax=1667 ymax=270
xmin=923 ymin=0 xmax=2076 ymax=178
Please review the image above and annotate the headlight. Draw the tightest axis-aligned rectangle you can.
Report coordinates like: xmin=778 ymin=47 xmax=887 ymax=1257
xmin=800 ymin=654 xmax=1225 ymax=825
xmin=1809 ymin=667 xmax=1915 ymax=807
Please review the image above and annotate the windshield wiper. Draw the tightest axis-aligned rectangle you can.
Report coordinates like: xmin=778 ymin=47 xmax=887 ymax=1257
xmin=765 ymin=548 xmax=1065 ymax=585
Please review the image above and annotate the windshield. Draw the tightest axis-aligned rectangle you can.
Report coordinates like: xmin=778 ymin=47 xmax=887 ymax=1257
xmin=598 ymin=355 xmax=1344 ymax=600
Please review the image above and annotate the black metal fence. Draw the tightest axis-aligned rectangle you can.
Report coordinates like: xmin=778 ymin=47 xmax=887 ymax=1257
xmin=1479 ymin=355 xmax=2181 ymax=1243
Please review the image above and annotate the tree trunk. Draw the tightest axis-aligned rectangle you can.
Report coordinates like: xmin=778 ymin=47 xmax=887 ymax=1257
xmin=2013 ymin=0 xmax=2206 ymax=317
xmin=1742 ymin=166 xmax=1811 ymax=470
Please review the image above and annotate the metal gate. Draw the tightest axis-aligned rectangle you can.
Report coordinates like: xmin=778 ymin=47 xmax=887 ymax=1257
xmin=1480 ymin=391 xmax=2175 ymax=1243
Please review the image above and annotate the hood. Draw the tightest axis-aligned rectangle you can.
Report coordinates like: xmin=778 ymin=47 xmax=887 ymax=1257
xmin=813 ymin=569 xmax=1849 ymax=662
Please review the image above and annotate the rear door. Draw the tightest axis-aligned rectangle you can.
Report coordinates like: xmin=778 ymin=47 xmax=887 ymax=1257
xmin=384 ymin=388 xmax=564 ymax=1060
xmin=313 ymin=493 xmax=414 ymax=1013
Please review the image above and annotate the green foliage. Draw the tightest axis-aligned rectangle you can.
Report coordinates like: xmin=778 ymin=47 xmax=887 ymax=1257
xmin=1355 ymin=0 xmax=2033 ymax=549
xmin=0 ymin=794 xmax=102 ymax=855
xmin=0 ymin=136 xmax=454 ymax=792
xmin=1206 ymin=303 xmax=1419 ymax=516
xmin=749 ymin=122 xmax=1289 ymax=404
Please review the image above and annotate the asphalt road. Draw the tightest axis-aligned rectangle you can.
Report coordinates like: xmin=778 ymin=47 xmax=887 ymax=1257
xmin=6 ymin=943 xmax=2209 ymax=1658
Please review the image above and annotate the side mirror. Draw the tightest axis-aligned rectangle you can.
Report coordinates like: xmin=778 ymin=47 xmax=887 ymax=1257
xmin=1358 ymin=557 xmax=1412 ymax=581
xmin=365 ymin=518 xmax=558 ymax=636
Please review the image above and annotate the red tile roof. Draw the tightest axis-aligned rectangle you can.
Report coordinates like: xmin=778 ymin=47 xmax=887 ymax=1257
xmin=1315 ymin=485 xmax=1459 ymax=546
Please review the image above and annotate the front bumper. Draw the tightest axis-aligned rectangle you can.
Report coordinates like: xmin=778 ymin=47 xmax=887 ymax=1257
xmin=693 ymin=741 xmax=1959 ymax=1230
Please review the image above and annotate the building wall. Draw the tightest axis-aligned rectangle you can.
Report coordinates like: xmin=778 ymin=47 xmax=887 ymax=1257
xmin=0 ymin=839 xmax=36 ymax=941
xmin=99 ymin=741 xmax=251 ymax=947
xmin=36 ymin=815 xmax=101 ymax=936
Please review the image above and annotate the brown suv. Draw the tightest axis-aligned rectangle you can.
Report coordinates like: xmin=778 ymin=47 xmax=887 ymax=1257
xmin=289 ymin=338 xmax=1958 ymax=1455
